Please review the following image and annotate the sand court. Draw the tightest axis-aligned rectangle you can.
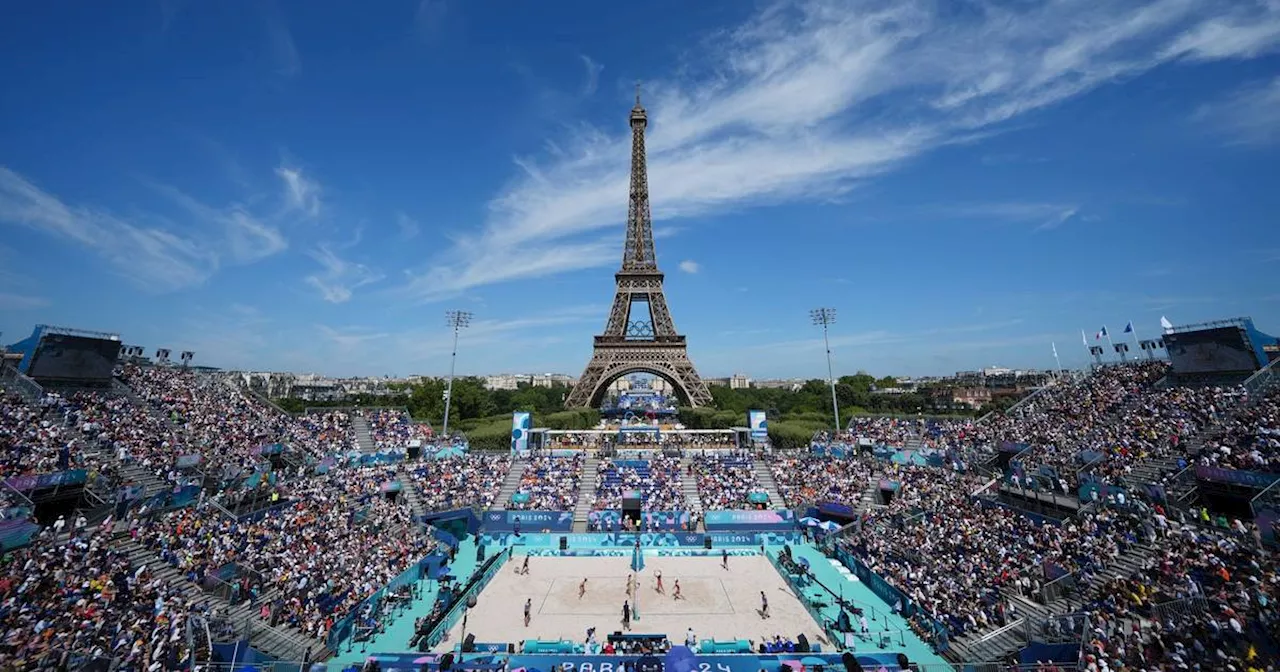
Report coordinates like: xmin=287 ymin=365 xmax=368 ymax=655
xmin=440 ymin=553 xmax=826 ymax=650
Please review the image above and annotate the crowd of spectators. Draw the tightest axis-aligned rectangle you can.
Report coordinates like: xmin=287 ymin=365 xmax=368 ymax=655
xmin=1194 ymin=385 xmax=1280 ymax=473
xmin=592 ymin=456 xmax=685 ymax=510
xmin=840 ymin=463 xmax=1154 ymax=642
xmin=120 ymin=366 xmax=307 ymax=471
xmin=1074 ymin=512 xmax=1277 ymax=670
xmin=510 ymin=455 xmax=583 ymax=510
xmin=406 ymin=455 xmax=511 ymax=511
xmin=0 ymin=523 xmax=210 ymax=670
xmin=0 ymin=391 xmax=79 ymax=479
xmin=1073 ymin=385 xmax=1233 ymax=486
xmin=134 ymin=464 xmax=435 ymax=641
xmin=768 ymin=454 xmax=877 ymax=508
xmin=691 ymin=454 xmax=765 ymax=510
xmin=984 ymin=363 xmax=1168 ymax=482
xmin=295 ymin=410 xmax=355 ymax=454
xmin=365 ymin=409 xmax=431 ymax=450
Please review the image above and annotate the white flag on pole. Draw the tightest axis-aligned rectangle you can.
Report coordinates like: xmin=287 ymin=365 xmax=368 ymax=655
xmin=1160 ymin=316 xmax=1173 ymax=331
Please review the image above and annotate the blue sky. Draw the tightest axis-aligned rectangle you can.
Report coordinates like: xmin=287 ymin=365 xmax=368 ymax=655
xmin=1 ymin=0 xmax=1278 ymax=380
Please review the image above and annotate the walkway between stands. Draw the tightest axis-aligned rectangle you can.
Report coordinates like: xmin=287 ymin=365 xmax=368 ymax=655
xmin=328 ymin=537 xmax=481 ymax=669
xmin=782 ymin=544 xmax=951 ymax=669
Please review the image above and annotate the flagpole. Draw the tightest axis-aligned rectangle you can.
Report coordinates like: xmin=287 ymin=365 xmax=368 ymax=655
xmin=1129 ymin=321 xmax=1141 ymax=350
xmin=1052 ymin=342 xmax=1063 ymax=377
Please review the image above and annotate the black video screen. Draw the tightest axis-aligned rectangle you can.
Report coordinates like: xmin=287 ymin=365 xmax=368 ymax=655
xmin=1165 ymin=326 xmax=1259 ymax=375
xmin=27 ymin=334 xmax=121 ymax=382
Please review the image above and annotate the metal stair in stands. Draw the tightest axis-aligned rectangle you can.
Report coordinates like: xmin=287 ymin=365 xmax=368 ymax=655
xmin=495 ymin=457 xmax=528 ymax=509
xmin=752 ymin=458 xmax=784 ymax=508
xmin=353 ymin=414 xmax=376 ymax=453
xmin=680 ymin=457 xmax=703 ymax=526
xmin=945 ymin=616 xmax=1027 ymax=666
xmin=398 ymin=463 xmax=429 ymax=523
xmin=111 ymin=535 xmax=331 ymax=662
xmin=1056 ymin=542 xmax=1157 ymax=614
xmin=572 ymin=453 xmax=601 ymax=532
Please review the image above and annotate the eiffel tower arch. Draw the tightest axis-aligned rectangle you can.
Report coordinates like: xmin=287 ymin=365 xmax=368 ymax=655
xmin=564 ymin=91 xmax=714 ymax=409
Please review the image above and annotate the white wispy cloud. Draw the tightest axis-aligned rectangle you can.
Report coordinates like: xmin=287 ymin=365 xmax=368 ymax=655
xmin=678 ymin=260 xmax=700 ymax=274
xmin=580 ymin=55 xmax=604 ymax=97
xmin=736 ymin=319 xmax=1028 ymax=354
xmin=1194 ymin=76 xmax=1280 ymax=146
xmin=0 ymin=161 xmax=305 ymax=292
xmin=0 ymin=292 xmax=49 ymax=310
xmin=263 ymin=4 xmax=300 ymax=76
xmin=0 ymin=167 xmax=221 ymax=289
xmin=275 ymin=165 xmax=322 ymax=217
xmin=934 ymin=202 xmax=1082 ymax=231
xmin=400 ymin=0 xmax=1280 ymax=301
xmin=317 ymin=325 xmax=390 ymax=348
xmin=396 ymin=211 xmax=421 ymax=240
xmin=304 ymin=244 xmax=385 ymax=303
xmin=413 ymin=0 xmax=449 ymax=42
xmin=389 ymin=305 xmax=603 ymax=365
xmin=1035 ymin=207 xmax=1080 ymax=232
xmin=147 ymin=180 xmax=289 ymax=264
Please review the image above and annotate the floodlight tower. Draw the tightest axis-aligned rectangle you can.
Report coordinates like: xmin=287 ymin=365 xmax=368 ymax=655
xmin=442 ymin=310 xmax=473 ymax=438
xmin=810 ymin=308 xmax=841 ymax=434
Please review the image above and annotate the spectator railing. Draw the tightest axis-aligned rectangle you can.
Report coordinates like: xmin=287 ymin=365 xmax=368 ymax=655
xmin=1 ymin=365 xmax=44 ymax=401
xmin=1150 ymin=596 xmax=1210 ymax=622
xmin=1024 ymin=611 xmax=1089 ymax=645
xmin=1039 ymin=570 xmax=1078 ymax=604
xmin=1251 ymin=477 xmax=1280 ymax=521
xmin=22 ymin=647 xmax=116 ymax=672
xmin=327 ymin=548 xmax=450 ymax=653
xmin=765 ymin=550 xmax=844 ymax=645
xmin=423 ymin=547 xmax=514 ymax=650
xmin=1242 ymin=355 xmax=1280 ymax=397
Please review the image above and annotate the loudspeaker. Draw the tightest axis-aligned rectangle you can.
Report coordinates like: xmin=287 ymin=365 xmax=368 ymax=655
xmin=462 ymin=634 xmax=476 ymax=653
xmin=704 ymin=537 xmax=713 ymax=549
xmin=440 ymin=653 xmax=454 ymax=671
xmin=408 ymin=445 xmax=421 ymax=460
xmin=559 ymin=536 xmax=568 ymax=551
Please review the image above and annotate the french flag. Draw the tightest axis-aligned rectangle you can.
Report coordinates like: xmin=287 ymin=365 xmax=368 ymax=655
xmin=1095 ymin=326 xmax=1108 ymax=340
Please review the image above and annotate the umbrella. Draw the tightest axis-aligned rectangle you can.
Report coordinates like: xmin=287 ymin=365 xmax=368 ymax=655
xmin=795 ymin=556 xmax=811 ymax=568
xmin=780 ymin=662 xmax=803 ymax=672
xmin=799 ymin=517 xmax=821 ymax=526
xmin=818 ymin=520 xmax=841 ymax=532
xmin=800 ymin=657 xmax=827 ymax=667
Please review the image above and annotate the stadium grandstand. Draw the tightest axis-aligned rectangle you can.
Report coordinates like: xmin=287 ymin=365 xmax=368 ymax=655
xmin=3 ymin=310 xmax=1280 ymax=672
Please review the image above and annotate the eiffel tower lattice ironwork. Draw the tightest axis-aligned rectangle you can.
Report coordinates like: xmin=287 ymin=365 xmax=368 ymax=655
xmin=564 ymin=90 xmax=713 ymax=409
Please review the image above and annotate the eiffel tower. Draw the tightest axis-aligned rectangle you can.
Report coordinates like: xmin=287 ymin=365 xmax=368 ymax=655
xmin=564 ymin=90 xmax=713 ymax=409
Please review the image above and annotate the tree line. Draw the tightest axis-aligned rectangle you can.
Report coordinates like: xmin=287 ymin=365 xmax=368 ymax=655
xmin=273 ymin=372 xmax=1022 ymax=450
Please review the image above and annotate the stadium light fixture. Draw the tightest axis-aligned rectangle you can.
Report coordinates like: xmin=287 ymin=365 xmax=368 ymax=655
xmin=442 ymin=310 xmax=473 ymax=437
xmin=810 ymin=308 xmax=841 ymax=434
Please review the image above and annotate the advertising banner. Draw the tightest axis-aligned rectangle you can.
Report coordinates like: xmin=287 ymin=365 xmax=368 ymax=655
xmin=482 ymin=509 xmax=574 ymax=532
xmin=1194 ymin=465 xmax=1279 ymax=489
xmin=0 ymin=518 xmax=40 ymax=552
xmin=702 ymin=509 xmax=796 ymax=531
xmin=511 ymin=412 xmax=532 ymax=455
xmin=748 ymin=410 xmax=768 ymax=440
xmin=587 ymin=510 xmax=691 ymax=531
xmin=355 ymin=651 xmax=912 ymax=672
xmin=4 ymin=469 xmax=87 ymax=492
